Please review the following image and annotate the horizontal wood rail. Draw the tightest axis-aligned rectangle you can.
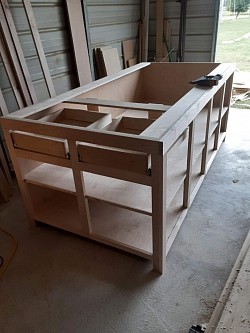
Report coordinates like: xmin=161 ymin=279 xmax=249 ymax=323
xmin=66 ymin=97 xmax=169 ymax=112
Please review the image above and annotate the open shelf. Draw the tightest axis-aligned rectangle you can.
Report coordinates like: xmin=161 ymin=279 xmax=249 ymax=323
xmin=166 ymin=135 xmax=188 ymax=207
xmin=84 ymin=172 xmax=152 ymax=215
xmin=25 ymin=163 xmax=76 ymax=194
xmin=89 ymin=200 xmax=152 ymax=257
xmin=27 ymin=184 xmax=83 ymax=233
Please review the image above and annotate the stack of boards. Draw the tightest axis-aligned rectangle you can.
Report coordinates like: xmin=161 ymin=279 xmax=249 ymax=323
xmin=94 ymin=39 xmax=137 ymax=78
xmin=232 ymin=71 xmax=250 ymax=104
xmin=0 ymin=143 xmax=12 ymax=203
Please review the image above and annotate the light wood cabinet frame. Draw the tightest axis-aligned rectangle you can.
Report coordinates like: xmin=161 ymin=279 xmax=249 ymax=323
xmin=0 ymin=62 xmax=235 ymax=273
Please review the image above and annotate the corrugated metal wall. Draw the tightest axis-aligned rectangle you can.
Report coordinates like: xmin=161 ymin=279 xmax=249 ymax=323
xmin=148 ymin=0 xmax=219 ymax=62
xmin=86 ymin=0 xmax=141 ymax=69
xmin=0 ymin=0 xmax=78 ymax=114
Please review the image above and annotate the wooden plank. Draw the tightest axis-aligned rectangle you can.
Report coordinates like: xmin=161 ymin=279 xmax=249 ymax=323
xmin=81 ymin=0 xmax=94 ymax=80
xmin=78 ymin=144 xmax=149 ymax=175
xmin=0 ymin=0 xmax=37 ymax=104
xmin=151 ymin=144 xmax=166 ymax=273
xmin=101 ymin=48 xmax=122 ymax=76
xmin=11 ymin=131 xmax=68 ymax=159
xmin=155 ymin=0 xmax=164 ymax=61
xmin=68 ymin=140 xmax=92 ymax=235
xmin=67 ymin=97 xmax=169 ymax=112
xmin=138 ymin=21 xmax=142 ymax=62
xmin=22 ymin=0 xmax=56 ymax=98
xmin=122 ymin=39 xmax=135 ymax=69
xmin=65 ymin=0 xmax=92 ymax=86
xmin=127 ymin=57 xmax=137 ymax=68
xmin=0 ymin=87 xmax=8 ymax=116
xmin=206 ymin=230 xmax=250 ymax=333
xmin=0 ymin=33 xmax=25 ymax=109
xmin=214 ymin=246 xmax=250 ymax=332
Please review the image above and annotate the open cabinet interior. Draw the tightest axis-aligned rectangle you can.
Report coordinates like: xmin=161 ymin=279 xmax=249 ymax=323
xmin=0 ymin=62 xmax=235 ymax=273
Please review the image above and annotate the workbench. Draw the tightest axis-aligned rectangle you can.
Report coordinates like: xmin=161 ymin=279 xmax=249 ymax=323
xmin=0 ymin=62 xmax=235 ymax=273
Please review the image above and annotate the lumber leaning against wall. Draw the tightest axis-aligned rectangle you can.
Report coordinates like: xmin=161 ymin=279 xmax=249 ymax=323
xmin=0 ymin=0 xmax=93 ymax=201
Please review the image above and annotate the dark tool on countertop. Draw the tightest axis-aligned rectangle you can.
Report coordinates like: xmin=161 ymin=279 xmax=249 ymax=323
xmin=190 ymin=74 xmax=223 ymax=87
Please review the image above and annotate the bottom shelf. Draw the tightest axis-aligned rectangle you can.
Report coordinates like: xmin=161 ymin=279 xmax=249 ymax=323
xmin=28 ymin=184 xmax=84 ymax=234
xmin=88 ymin=200 xmax=152 ymax=258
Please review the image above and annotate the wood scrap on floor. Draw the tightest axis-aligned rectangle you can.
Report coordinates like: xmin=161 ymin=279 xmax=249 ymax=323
xmin=232 ymin=71 xmax=250 ymax=105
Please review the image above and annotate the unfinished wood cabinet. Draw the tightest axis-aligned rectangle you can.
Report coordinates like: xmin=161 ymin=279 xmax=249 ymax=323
xmin=0 ymin=62 xmax=235 ymax=273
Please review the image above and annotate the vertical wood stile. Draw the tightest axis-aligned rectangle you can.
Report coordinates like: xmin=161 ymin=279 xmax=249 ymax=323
xmin=0 ymin=35 xmax=25 ymax=108
xmin=201 ymin=98 xmax=213 ymax=175
xmin=151 ymin=143 xmax=166 ymax=273
xmin=214 ymin=83 xmax=226 ymax=150
xmin=65 ymin=0 xmax=92 ymax=86
xmin=183 ymin=121 xmax=194 ymax=208
xmin=0 ymin=87 xmax=8 ymax=116
xmin=22 ymin=0 xmax=56 ymax=98
xmin=221 ymin=74 xmax=234 ymax=133
xmin=0 ymin=0 xmax=37 ymax=104
xmin=67 ymin=140 xmax=92 ymax=235
xmin=155 ymin=0 xmax=164 ymax=61
xmin=2 ymin=128 xmax=36 ymax=224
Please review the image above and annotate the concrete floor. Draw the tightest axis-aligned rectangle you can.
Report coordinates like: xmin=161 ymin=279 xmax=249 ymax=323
xmin=0 ymin=108 xmax=249 ymax=333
